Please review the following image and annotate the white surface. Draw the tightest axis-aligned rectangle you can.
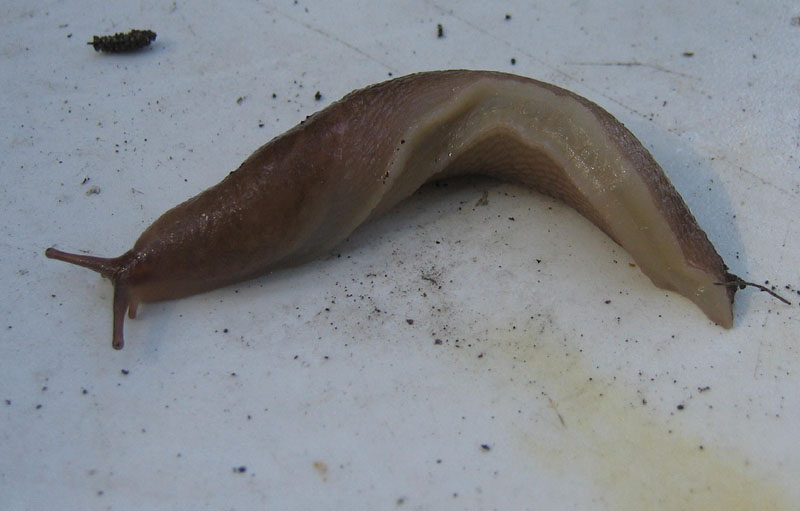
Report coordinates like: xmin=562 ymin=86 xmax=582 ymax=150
xmin=2 ymin=1 xmax=799 ymax=510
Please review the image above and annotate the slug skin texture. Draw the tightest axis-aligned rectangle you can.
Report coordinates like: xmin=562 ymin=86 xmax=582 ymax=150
xmin=46 ymin=70 xmax=736 ymax=349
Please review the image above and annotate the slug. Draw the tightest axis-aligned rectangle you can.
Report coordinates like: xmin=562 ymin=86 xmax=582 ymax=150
xmin=46 ymin=70 xmax=738 ymax=350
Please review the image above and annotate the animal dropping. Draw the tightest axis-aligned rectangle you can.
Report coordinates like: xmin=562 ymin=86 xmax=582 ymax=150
xmin=88 ymin=29 xmax=156 ymax=53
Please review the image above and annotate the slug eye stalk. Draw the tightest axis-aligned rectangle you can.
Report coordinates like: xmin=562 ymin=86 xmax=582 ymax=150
xmin=45 ymin=247 xmax=137 ymax=349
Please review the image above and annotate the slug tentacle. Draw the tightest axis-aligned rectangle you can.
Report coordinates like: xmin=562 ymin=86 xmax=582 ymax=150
xmin=45 ymin=247 xmax=138 ymax=349
xmin=44 ymin=248 xmax=124 ymax=279
xmin=112 ymin=285 xmax=131 ymax=350
xmin=47 ymin=70 xmax=742 ymax=350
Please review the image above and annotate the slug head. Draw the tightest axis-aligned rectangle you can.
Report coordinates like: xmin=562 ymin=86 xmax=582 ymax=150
xmin=45 ymin=247 xmax=142 ymax=350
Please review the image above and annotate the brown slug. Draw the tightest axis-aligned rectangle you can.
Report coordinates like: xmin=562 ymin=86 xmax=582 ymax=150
xmin=46 ymin=70 xmax=739 ymax=350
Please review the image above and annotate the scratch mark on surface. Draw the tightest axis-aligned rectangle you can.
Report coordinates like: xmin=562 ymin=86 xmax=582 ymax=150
xmin=753 ymin=337 xmax=764 ymax=378
xmin=265 ymin=7 xmax=397 ymax=74
xmin=565 ymin=61 xmax=695 ymax=79
xmin=720 ymin=160 xmax=797 ymax=198
xmin=545 ymin=393 xmax=567 ymax=428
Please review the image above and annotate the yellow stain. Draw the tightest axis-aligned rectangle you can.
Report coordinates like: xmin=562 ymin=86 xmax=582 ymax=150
xmin=483 ymin=321 xmax=794 ymax=511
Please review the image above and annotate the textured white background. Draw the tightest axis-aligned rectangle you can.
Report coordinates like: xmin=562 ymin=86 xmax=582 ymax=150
xmin=1 ymin=1 xmax=799 ymax=510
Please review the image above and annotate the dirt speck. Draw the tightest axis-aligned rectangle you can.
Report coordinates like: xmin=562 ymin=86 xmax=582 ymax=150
xmin=313 ymin=460 xmax=328 ymax=481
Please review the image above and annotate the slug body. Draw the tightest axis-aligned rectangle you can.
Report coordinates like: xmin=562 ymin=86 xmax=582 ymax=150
xmin=46 ymin=70 xmax=736 ymax=349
